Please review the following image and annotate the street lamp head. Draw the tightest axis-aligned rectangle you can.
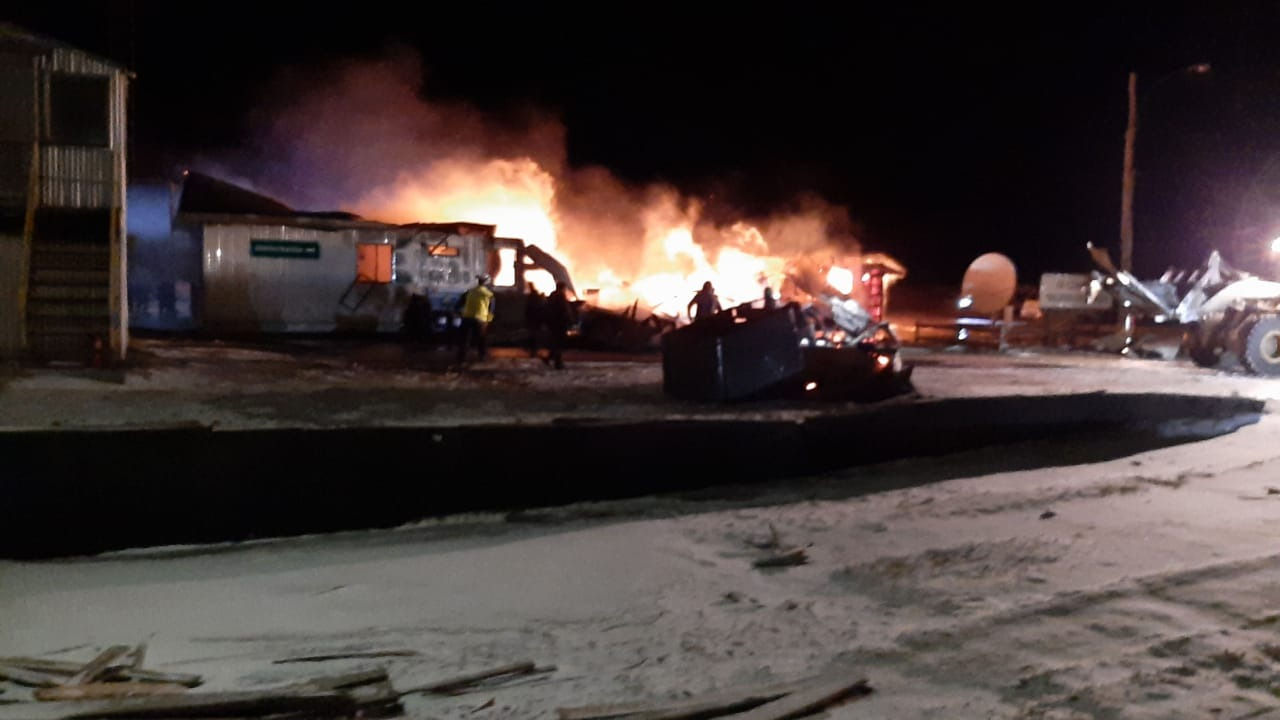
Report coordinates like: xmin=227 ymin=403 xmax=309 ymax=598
xmin=1188 ymin=62 xmax=1212 ymax=75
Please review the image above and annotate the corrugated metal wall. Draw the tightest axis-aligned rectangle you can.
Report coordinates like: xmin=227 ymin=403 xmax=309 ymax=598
xmin=0 ymin=52 xmax=36 ymax=208
xmin=48 ymin=47 xmax=117 ymax=76
xmin=0 ymin=53 xmax=36 ymax=356
xmin=39 ymin=146 xmax=117 ymax=208
xmin=202 ymin=224 xmax=401 ymax=333
xmin=0 ymin=235 xmax=25 ymax=353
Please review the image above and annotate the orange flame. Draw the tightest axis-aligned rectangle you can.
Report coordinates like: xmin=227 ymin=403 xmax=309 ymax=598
xmin=357 ymin=157 xmax=859 ymax=319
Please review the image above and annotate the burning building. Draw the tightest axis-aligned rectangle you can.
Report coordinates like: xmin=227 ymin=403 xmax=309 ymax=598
xmin=127 ymin=171 xmax=907 ymax=351
xmin=128 ymin=172 xmax=570 ymax=339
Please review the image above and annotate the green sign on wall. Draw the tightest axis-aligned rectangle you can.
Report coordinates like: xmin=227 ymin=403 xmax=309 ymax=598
xmin=250 ymin=240 xmax=321 ymax=259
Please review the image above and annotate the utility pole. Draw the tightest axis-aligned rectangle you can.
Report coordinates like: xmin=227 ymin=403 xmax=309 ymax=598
xmin=1120 ymin=71 xmax=1137 ymax=274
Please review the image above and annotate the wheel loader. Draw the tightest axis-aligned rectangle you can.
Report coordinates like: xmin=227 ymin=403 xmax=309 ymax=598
xmin=1086 ymin=243 xmax=1280 ymax=375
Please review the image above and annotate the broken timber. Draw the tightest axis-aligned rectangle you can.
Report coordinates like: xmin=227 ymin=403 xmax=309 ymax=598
xmin=0 ymin=668 xmax=397 ymax=720
xmin=751 ymin=548 xmax=809 ymax=569
xmin=556 ymin=671 xmax=869 ymax=720
xmin=33 ymin=683 xmax=188 ymax=702
xmin=274 ymin=650 xmax=418 ymax=664
xmin=399 ymin=661 xmax=544 ymax=696
xmin=716 ymin=673 xmax=869 ymax=720
xmin=0 ymin=666 xmax=62 ymax=689
xmin=0 ymin=657 xmax=202 ymax=688
xmin=67 ymin=647 xmax=131 ymax=685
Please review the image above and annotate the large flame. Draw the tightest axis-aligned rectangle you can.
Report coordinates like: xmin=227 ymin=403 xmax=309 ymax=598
xmin=357 ymin=157 xmax=858 ymax=320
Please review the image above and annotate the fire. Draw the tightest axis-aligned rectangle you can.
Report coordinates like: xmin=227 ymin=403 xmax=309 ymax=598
xmin=359 ymin=156 xmax=859 ymax=320
xmin=826 ymin=266 xmax=855 ymax=295
xmin=358 ymin=157 xmax=561 ymax=254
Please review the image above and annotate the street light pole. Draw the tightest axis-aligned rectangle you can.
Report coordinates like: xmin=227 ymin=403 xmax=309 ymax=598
xmin=1120 ymin=72 xmax=1138 ymax=273
xmin=1118 ymin=63 xmax=1210 ymax=276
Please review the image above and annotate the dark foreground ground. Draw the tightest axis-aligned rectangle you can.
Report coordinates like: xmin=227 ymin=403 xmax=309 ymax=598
xmin=0 ymin=335 xmax=1272 ymax=557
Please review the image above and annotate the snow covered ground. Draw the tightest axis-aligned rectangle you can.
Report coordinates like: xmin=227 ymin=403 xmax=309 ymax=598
xmin=3 ymin=341 xmax=1280 ymax=718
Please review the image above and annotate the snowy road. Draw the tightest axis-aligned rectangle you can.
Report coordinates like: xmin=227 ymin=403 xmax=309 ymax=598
xmin=3 ymin=345 xmax=1280 ymax=718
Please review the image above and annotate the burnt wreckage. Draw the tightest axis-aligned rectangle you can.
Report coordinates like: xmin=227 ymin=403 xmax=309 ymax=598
xmin=661 ymin=296 xmax=914 ymax=402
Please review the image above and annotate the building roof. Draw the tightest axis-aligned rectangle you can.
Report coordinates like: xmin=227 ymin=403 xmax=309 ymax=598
xmin=0 ymin=22 xmax=126 ymax=70
xmin=172 ymin=173 xmax=510 ymax=235
xmin=177 ymin=172 xmax=295 ymax=217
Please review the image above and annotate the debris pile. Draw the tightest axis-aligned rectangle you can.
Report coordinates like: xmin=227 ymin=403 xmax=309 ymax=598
xmin=0 ymin=647 xmax=554 ymax=720
xmin=1 ymin=644 xmax=864 ymax=720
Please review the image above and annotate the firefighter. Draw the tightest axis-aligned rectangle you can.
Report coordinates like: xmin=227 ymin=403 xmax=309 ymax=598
xmin=455 ymin=274 xmax=495 ymax=364
xmin=687 ymin=281 xmax=722 ymax=323
xmin=543 ymin=281 xmax=577 ymax=370
xmin=523 ymin=281 xmax=546 ymax=358
xmin=763 ymin=286 xmax=779 ymax=311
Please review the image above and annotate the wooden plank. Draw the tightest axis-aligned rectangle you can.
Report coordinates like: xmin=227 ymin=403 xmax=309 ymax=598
xmin=33 ymin=683 xmax=187 ymax=702
xmin=0 ymin=658 xmax=201 ymax=688
xmin=294 ymin=668 xmax=388 ymax=692
xmin=0 ymin=658 xmax=79 ymax=675
xmin=752 ymin=548 xmax=808 ymax=569
xmin=556 ymin=678 xmax=811 ymax=720
xmin=68 ymin=647 xmax=131 ymax=685
xmin=399 ymin=661 xmax=536 ymax=696
xmin=127 ymin=645 xmax=146 ymax=671
xmin=714 ymin=673 xmax=869 ymax=720
xmin=0 ymin=689 xmax=354 ymax=720
xmin=107 ymin=669 xmax=203 ymax=689
xmin=0 ymin=665 xmax=64 ymax=688
xmin=273 ymin=650 xmax=417 ymax=664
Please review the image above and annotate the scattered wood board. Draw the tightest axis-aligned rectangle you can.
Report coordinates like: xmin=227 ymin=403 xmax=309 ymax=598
xmin=274 ymin=650 xmax=418 ymax=664
xmin=67 ymin=647 xmax=132 ymax=685
xmin=556 ymin=678 xmax=811 ymax=720
xmin=0 ymin=659 xmax=82 ymax=675
xmin=400 ymin=661 xmax=538 ymax=696
xmin=0 ymin=655 xmax=202 ymax=688
xmin=0 ymin=666 xmax=63 ymax=689
xmin=715 ymin=673 xmax=869 ymax=720
xmin=292 ymin=668 xmax=390 ymax=692
xmin=0 ymin=688 xmax=354 ymax=720
xmin=557 ymin=672 xmax=869 ymax=720
xmin=33 ymin=683 xmax=188 ymax=702
xmin=752 ymin=548 xmax=808 ymax=569
xmin=101 ymin=668 xmax=203 ymax=688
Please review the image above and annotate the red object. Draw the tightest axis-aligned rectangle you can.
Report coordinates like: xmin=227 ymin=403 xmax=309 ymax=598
xmin=863 ymin=268 xmax=885 ymax=322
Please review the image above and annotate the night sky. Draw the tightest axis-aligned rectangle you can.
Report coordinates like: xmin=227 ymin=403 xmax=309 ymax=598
xmin=10 ymin=2 xmax=1280 ymax=284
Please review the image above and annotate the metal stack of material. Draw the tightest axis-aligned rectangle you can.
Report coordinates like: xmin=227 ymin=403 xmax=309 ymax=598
xmin=661 ymin=303 xmax=809 ymax=402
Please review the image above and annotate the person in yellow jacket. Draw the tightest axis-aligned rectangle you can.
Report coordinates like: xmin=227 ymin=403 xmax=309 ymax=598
xmin=456 ymin=274 xmax=496 ymax=364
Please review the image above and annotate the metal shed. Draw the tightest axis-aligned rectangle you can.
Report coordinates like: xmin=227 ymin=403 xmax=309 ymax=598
xmin=0 ymin=22 xmax=129 ymax=363
xmin=135 ymin=173 xmax=548 ymax=337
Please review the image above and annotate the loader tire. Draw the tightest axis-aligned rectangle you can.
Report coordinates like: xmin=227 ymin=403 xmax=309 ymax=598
xmin=1186 ymin=337 xmax=1224 ymax=368
xmin=1241 ymin=315 xmax=1280 ymax=376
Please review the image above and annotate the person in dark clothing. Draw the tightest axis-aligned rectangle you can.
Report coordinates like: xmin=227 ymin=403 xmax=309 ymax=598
xmin=401 ymin=291 xmax=434 ymax=343
xmin=543 ymin=281 xmax=577 ymax=370
xmin=523 ymin=281 xmax=545 ymax=357
xmin=687 ymin=281 xmax=722 ymax=323
xmin=763 ymin=286 xmax=779 ymax=311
